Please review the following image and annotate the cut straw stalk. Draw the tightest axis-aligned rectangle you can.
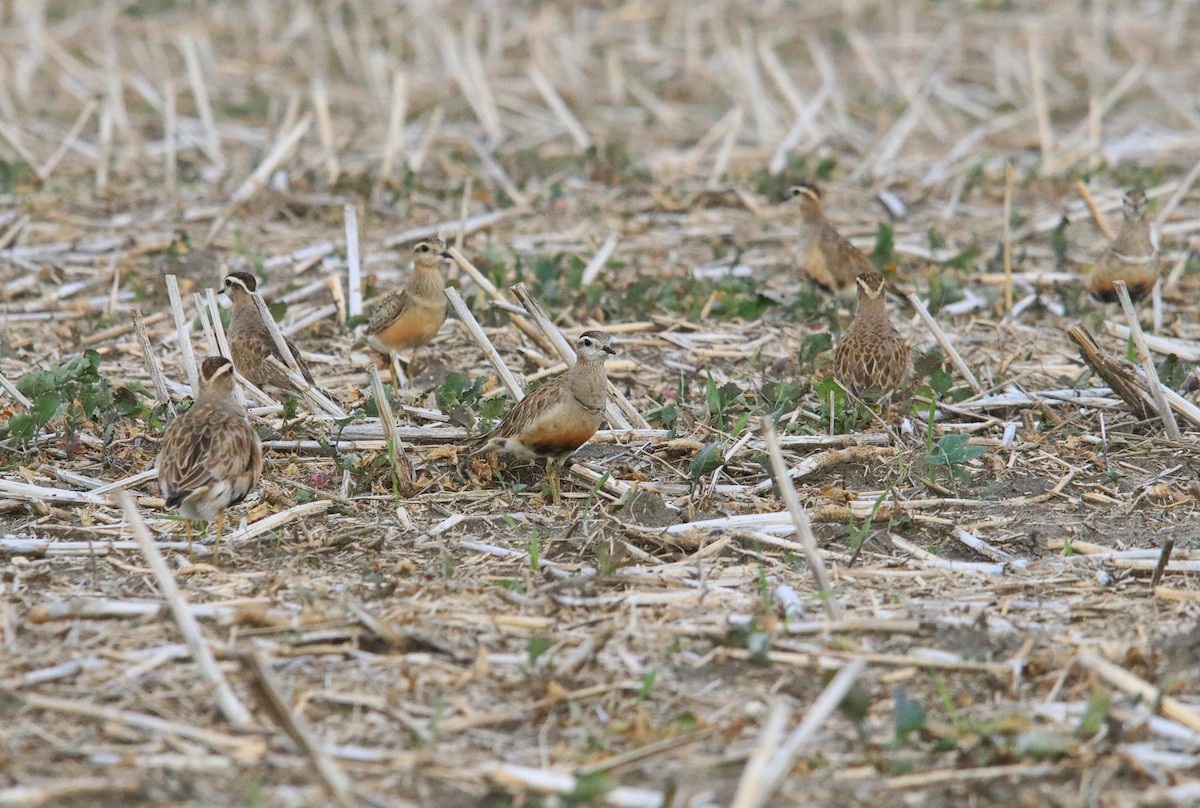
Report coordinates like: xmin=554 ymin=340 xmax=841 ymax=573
xmin=17 ymin=692 xmax=262 ymax=756
xmin=527 ymin=65 xmax=591 ymax=151
xmin=444 ymin=287 xmax=524 ymax=401
xmin=447 ymin=248 xmax=552 ymax=354
xmin=132 ymin=307 xmax=174 ymax=417
xmin=384 ymin=210 xmax=512 ymax=248
xmin=204 ymin=114 xmax=312 ymax=246
xmin=197 ymin=290 xmax=248 ymax=409
xmin=753 ymin=659 xmax=866 ymax=807
xmin=0 ymin=370 xmax=31 ymax=408
xmin=1078 ymin=649 xmax=1200 ymax=732
xmin=1115 ymin=280 xmax=1181 ymax=439
xmin=907 ymin=293 xmax=983 ymax=395
xmin=164 ymin=275 xmax=199 ymax=394
xmin=1075 ymin=182 xmax=1116 ymax=241
xmin=368 ymin=367 xmax=413 ymax=494
xmin=118 ymin=493 xmax=253 ymax=728
xmin=581 ymin=233 xmax=619 ymax=286
xmin=37 ymin=97 xmax=97 ymax=182
xmin=310 ymin=77 xmax=338 ymax=184
xmin=247 ymin=289 xmax=344 ymax=417
xmin=163 ymin=78 xmax=176 ymax=199
xmin=344 ymin=203 xmax=362 ymax=319
xmin=1002 ymin=162 xmax=1013 ymax=313
xmin=761 ymin=416 xmax=840 ymax=619
xmin=242 ymin=651 xmax=357 ymax=808
xmin=178 ymin=34 xmax=222 ymax=165
xmin=379 ymin=71 xmax=407 ymax=181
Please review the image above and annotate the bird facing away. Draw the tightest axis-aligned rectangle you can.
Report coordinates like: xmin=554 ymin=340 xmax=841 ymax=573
xmin=833 ymin=271 xmax=912 ymax=403
xmin=364 ymin=238 xmax=451 ymax=384
xmin=222 ymin=271 xmax=323 ymax=399
xmin=1086 ymin=190 xmax=1159 ymax=302
xmin=157 ymin=355 xmax=262 ymax=560
xmin=790 ymin=183 xmax=874 ymax=298
xmin=473 ymin=330 xmax=616 ymax=504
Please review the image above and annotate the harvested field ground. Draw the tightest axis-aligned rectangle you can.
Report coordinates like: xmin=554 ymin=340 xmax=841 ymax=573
xmin=4 ymin=1 xmax=1200 ymax=806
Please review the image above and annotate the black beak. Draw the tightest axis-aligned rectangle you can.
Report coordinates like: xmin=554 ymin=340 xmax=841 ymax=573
xmin=603 ymin=345 xmax=616 ymax=355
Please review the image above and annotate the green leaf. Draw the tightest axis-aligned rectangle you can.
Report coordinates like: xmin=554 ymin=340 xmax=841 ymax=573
xmin=1051 ymin=216 xmax=1070 ymax=269
xmin=838 ymin=680 xmax=873 ymax=725
xmin=929 ymin=366 xmax=954 ymax=397
xmin=564 ymin=771 xmax=613 ymax=807
xmin=689 ymin=442 xmax=723 ymax=481
xmin=870 ymin=222 xmax=895 ymax=268
xmin=31 ymin=392 xmax=68 ymax=429
xmin=6 ymin=413 xmax=35 ymax=442
xmin=704 ymin=372 xmax=722 ymax=424
xmin=929 ymin=434 xmax=985 ymax=466
xmin=648 ymin=402 xmax=678 ymax=431
xmin=1159 ymin=353 xmax=1188 ymax=391
xmin=1076 ymin=689 xmax=1111 ymax=738
xmin=893 ymin=688 xmax=926 ymax=742
xmin=526 ymin=635 xmax=551 ymax=664
xmin=637 ymin=667 xmax=658 ymax=701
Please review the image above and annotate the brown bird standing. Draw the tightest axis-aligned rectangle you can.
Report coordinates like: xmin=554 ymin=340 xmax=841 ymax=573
xmin=473 ymin=330 xmax=615 ymax=504
xmin=363 ymin=238 xmax=451 ymax=385
xmin=832 ymin=271 xmax=912 ymax=404
xmin=222 ymin=271 xmax=325 ymax=399
xmin=791 ymin=183 xmax=874 ymax=298
xmin=1086 ymin=189 xmax=1158 ymax=302
xmin=157 ymin=355 xmax=262 ymax=560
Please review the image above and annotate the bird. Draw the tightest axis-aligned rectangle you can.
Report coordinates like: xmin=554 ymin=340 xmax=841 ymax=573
xmin=362 ymin=238 xmax=451 ymax=385
xmin=833 ymin=271 xmax=912 ymax=403
xmin=221 ymin=271 xmax=325 ymax=400
xmin=790 ymin=183 xmax=874 ymax=298
xmin=1086 ymin=189 xmax=1159 ymax=302
xmin=472 ymin=330 xmax=616 ymax=504
xmin=157 ymin=355 xmax=262 ymax=560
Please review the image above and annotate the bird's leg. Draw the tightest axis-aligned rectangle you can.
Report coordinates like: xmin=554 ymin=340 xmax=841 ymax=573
xmin=391 ymin=354 xmax=408 ymax=390
xmin=407 ymin=347 xmax=421 ymax=385
xmin=185 ymin=519 xmax=193 ymax=559
xmin=213 ymin=510 xmax=225 ymax=564
xmin=546 ymin=455 xmax=563 ymax=505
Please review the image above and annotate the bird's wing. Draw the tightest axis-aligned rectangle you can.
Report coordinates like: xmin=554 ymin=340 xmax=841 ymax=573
xmin=473 ymin=382 xmax=564 ymax=451
xmin=158 ymin=407 xmax=261 ymax=503
xmin=366 ymin=290 xmax=410 ymax=335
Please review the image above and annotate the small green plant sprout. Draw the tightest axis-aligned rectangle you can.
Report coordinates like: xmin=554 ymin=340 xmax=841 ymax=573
xmin=646 ymin=399 xmax=679 ymax=434
xmin=527 ymin=528 xmax=540 ymax=573
xmin=816 ymin=376 xmax=869 ymax=434
xmin=926 ymin=433 xmax=987 ymax=486
xmin=891 ymin=686 xmax=927 ymax=747
xmin=1 ymin=349 xmax=148 ymax=450
xmin=688 ymin=441 xmax=724 ymax=489
xmin=870 ymin=221 xmax=897 ymax=269
xmin=847 ymin=490 xmax=889 ymax=565
xmin=704 ymin=372 xmax=750 ymax=432
xmin=795 ymin=332 xmax=833 ymax=373
xmin=637 ymin=666 xmax=658 ymax=701
xmin=563 ymin=771 xmax=614 ymax=807
xmin=526 ymin=635 xmax=552 ymax=666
